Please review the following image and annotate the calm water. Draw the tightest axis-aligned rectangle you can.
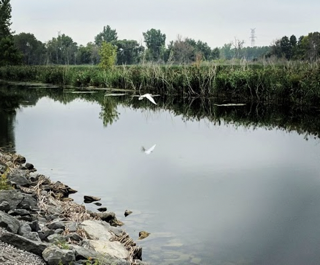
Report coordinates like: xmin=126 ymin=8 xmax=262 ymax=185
xmin=2 ymin=86 xmax=320 ymax=264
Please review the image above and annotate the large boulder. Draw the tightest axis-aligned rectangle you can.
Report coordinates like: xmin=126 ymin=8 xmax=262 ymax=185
xmin=0 ymin=230 xmax=48 ymax=256
xmin=0 ymin=211 xmax=20 ymax=233
xmin=42 ymin=245 xmax=75 ymax=265
xmin=86 ymin=240 xmax=129 ymax=260
xmin=18 ymin=222 xmax=41 ymax=241
xmin=7 ymin=169 xmax=31 ymax=187
xmin=79 ymin=220 xmax=129 ymax=260
xmin=79 ymin=220 xmax=112 ymax=240
xmin=0 ymin=190 xmax=37 ymax=211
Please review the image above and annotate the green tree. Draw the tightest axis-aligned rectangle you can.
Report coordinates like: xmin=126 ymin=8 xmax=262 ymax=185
xmin=99 ymin=41 xmax=116 ymax=69
xmin=143 ymin=28 xmax=166 ymax=62
xmin=0 ymin=0 xmax=11 ymax=37
xmin=46 ymin=33 xmax=78 ymax=64
xmin=95 ymin=25 xmax=117 ymax=46
xmin=167 ymin=36 xmax=195 ymax=64
xmin=113 ymin=39 xmax=144 ymax=65
xmin=13 ymin=32 xmax=46 ymax=64
xmin=304 ymin=32 xmax=320 ymax=61
xmin=0 ymin=0 xmax=22 ymax=65
xmin=219 ymin=43 xmax=234 ymax=60
xmin=76 ymin=42 xmax=100 ymax=65
xmin=195 ymin=40 xmax=212 ymax=60
xmin=76 ymin=44 xmax=92 ymax=64
xmin=280 ymin=36 xmax=292 ymax=59
xmin=211 ymin=47 xmax=220 ymax=60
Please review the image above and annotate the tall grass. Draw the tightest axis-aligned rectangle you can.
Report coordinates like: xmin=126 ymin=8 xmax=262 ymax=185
xmin=0 ymin=61 xmax=320 ymax=105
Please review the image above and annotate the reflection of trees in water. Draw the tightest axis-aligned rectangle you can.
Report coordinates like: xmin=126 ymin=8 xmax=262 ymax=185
xmin=0 ymin=87 xmax=22 ymax=151
xmin=162 ymin=97 xmax=320 ymax=140
xmin=123 ymin=95 xmax=320 ymax=140
xmin=0 ymin=110 xmax=15 ymax=152
xmin=99 ymin=96 xmax=119 ymax=127
xmin=1 ymin=84 xmax=320 ymax=144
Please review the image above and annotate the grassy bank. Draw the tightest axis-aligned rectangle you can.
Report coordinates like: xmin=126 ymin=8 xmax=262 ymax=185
xmin=0 ymin=62 xmax=320 ymax=105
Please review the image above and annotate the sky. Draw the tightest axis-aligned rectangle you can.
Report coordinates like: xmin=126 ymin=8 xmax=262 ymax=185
xmin=10 ymin=0 xmax=320 ymax=48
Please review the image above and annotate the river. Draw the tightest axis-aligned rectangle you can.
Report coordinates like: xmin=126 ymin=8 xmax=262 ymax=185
xmin=1 ymin=85 xmax=320 ymax=265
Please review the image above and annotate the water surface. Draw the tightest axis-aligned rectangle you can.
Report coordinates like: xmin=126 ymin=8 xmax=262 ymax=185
xmin=2 ymin=86 xmax=320 ymax=265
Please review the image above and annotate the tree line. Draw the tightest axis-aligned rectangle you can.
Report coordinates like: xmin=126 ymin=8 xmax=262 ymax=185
xmin=1 ymin=0 xmax=320 ymax=66
xmin=11 ymin=26 xmax=271 ymax=66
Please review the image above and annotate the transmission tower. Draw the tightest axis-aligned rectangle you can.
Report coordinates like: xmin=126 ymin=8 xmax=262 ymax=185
xmin=250 ymin=28 xmax=256 ymax=47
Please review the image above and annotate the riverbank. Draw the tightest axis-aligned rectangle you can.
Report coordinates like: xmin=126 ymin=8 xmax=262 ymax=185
xmin=1 ymin=62 xmax=320 ymax=105
xmin=0 ymin=151 xmax=145 ymax=265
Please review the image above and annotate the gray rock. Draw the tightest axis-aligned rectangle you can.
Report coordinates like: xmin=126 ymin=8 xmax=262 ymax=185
xmin=0 ymin=230 xmax=48 ymax=256
xmin=93 ymin=211 xmax=124 ymax=226
xmin=0 ymin=162 xmax=8 ymax=174
xmin=84 ymin=195 xmax=101 ymax=203
xmin=47 ymin=233 xmax=65 ymax=243
xmin=47 ymin=221 xmax=65 ymax=230
xmin=19 ymin=222 xmax=41 ymax=241
xmin=8 ymin=208 xmax=31 ymax=216
xmin=0 ymin=239 xmax=47 ymax=265
xmin=29 ymin=220 xmax=40 ymax=232
xmin=71 ymin=244 xmax=98 ymax=260
xmin=95 ymin=211 xmax=115 ymax=223
xmin=29 ymin=172 xmax=40 ymax=182
xmin=0 ymin=190 xmax=37 ymax=211
xmin=124 ymin=210 xmax=132 ymax=217
xmin=0 ymin=211 xmax=20 ymax=233
xmin=0 ymin=201 xmax=10 ymax=212
xmin=25 ymin=163 xmax=34 ymax=170
xmin=7 ymin=169 xmax=31 ymax=187
xmin=65 ymin=221 xmax=78 ymax=232
xmin=66 ymin=233 xmax=82 ymax=242
xmin=13 ymin=154 xmax=26 ymax=164
xmin=79 ymin=220 xmax=129 ymax=260
xmin=42 ymin=245 xmax=75 ymax=265
xmin=38 ymin=229 xmax=55 ymax=241
xmin=97 ymin=207 xmax=107 ymax=212
xmin=54 ymin=228 xmax=64 ymax=234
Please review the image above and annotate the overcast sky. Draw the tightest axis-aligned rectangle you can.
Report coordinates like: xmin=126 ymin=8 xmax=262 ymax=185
xmin=10 ymin=0 xmax=320 ymax=48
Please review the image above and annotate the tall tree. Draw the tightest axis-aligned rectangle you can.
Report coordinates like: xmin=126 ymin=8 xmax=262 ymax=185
xmin=46 ymin=33 xmax=78 ymax=64
xmin=167 ymin=36 xmax=195 ymax=64
xmin=143 ymin=28 xmax=166 ymax=62
xmin=304 ymin=32 xmax=320 ymax=61
xmin=0 ymin=0 xmax=22 ymax=65
xmin=13 ymin=33 xmax=46 ymax=64
xmin=113 ymin=39 xmax=144 ymax=65
xmin=95 ymin=25 xmax=118 ymax=46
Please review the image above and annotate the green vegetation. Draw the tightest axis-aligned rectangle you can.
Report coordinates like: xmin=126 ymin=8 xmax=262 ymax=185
xmin=0 ymin=0 xmax=22 ymax=66
xmin=99 ymin=42 xmax=117 ymax=70
xmin=0 ymin=166 xmax=12 ymax=190
xmin=1 ymin=61 xmax=320 ymax=105
xmin=53 ymin=238 xmax=70 ymax=250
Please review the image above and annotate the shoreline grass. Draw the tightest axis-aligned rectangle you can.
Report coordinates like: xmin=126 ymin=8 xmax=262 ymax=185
xmin=0 ymin=61 xmax=319 ymax=105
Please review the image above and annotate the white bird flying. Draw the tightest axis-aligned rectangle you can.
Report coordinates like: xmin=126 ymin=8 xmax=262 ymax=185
xmin=138 ymin=93 xmax=157 ymax=105
xmin=142 ymin=144 xmax=156 ymax=155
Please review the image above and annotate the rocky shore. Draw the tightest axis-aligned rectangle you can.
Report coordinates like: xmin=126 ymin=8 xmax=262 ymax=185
xmin=0 ymin=151 xmax=145 ymax=265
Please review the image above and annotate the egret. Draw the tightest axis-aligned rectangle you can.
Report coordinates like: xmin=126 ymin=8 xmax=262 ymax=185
xmin=142 ymin=144 xmax=156 ymax=155
xmin=138 ymin=93 xmax=157 ymax=105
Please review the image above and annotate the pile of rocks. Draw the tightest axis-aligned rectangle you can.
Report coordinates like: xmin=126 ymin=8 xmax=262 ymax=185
xmin=0 ymin=152 xmax=144 ymax=265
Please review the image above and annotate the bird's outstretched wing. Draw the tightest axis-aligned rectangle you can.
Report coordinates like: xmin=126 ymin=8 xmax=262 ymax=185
xmin=145 ymin=94 xmax=157 ymax=105
xmin=138 ymin=94 xmax=157 ymax=105
xmin=142 ymin=144 xmax=156 ymax=154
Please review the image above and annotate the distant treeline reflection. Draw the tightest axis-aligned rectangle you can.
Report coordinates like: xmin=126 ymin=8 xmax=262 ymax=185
xmin=1 ymin=85 xmax=319 ymax=148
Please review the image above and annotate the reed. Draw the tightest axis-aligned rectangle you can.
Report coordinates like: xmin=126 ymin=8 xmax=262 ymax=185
xmin=0 ymin=61 xmax=320 ymax=105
